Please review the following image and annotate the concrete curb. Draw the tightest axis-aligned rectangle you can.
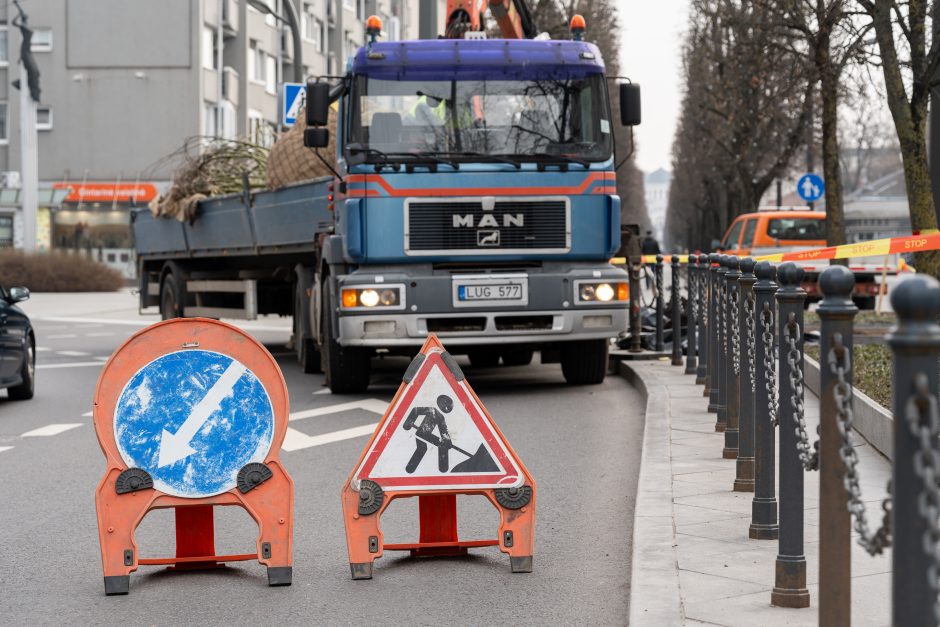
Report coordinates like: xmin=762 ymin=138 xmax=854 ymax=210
xmin=618 ymin=361 xmax=684 ymax=626
xmin=804 ymin=354 xmax=893 ymax=460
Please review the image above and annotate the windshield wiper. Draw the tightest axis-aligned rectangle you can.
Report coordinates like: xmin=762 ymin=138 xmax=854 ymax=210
xmin=511 ymin=153 xmax=591 ymax=171
xmin=347 ymin=146 xmax=459 ymax=172
xmin=427 ymin=151 xmax=522 ymax=170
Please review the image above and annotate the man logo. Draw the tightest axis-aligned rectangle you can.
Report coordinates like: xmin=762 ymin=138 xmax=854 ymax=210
xmin=478 ymin=230 xmax=500 ymax=246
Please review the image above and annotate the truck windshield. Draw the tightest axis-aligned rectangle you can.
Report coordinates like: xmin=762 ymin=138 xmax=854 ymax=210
xmin=347 ymin=74 xmax=613 ymax=165
xmin=766 ymin=218 xmax=826 ymax=241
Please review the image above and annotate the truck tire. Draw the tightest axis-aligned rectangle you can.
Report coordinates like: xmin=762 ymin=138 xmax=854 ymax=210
xmin=295 ymin=281 xmax=321 ymax=374
xmin=321 ymin=285 xmax=371 ymax=394
xmin=468 ymin=348 xmax=500 ymax=368
xmin=501 ymin=348 xmax=534 ymax=367
xmin=560 ymin=340 xmax=609 ymax=385
xmin=160 ymin=272 xmax=184 ymax=320
xmin=853 ymin=295 xmax=876 ymax=311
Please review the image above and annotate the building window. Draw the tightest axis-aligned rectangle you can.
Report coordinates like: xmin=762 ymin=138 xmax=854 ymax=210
xmin=0 ymin=27 xmax=8 ymax=66
xmin=202 ymin=26 xmax=217 ymax=70
xmin=204 ymin=102 xmax=217 ymax=136
xmin=37 ymin=106 xmax=52 ymax=131
xmin=248 ymin=109 xmax=275 ymax=147
xmin=249 ymin=40 xmax=266 ymax=83
xmin=343 ymin=0 xmax=355 ymax=10
xmin=31 ymin=28 xmax=53 ymax=52
xmin=265 ymin=54 xmax=276 ymax=94
xmin=0 ymin=215 xmax=12 ymax=247
xmin=0 ymin=103 xmax=8 ymax=143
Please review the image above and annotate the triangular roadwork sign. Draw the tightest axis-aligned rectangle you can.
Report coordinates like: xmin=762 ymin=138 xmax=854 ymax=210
xmin=353 ymin=336 xmax=524 ymax=492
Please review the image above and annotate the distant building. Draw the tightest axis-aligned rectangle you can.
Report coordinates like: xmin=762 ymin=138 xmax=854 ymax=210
xmin=644 ymin=168 xmax=671 ymax=242
xmin=844 ymin=169 xmax=911 ymax=242
xmin=0 ymin=0 xmax=441 ymax=276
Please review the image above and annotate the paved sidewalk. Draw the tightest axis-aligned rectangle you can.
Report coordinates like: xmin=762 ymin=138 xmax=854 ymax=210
xmin=623 ymin=359 xmax=892 ymax=627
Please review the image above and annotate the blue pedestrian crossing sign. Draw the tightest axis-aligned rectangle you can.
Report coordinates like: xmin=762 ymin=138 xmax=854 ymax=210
xmin=282 ymin=82 xmax=306 ymax=127
xmin=113 ymin=350 xmax=275 ymax=499
xmin=797 ymin=173 xmax=825 ymax=203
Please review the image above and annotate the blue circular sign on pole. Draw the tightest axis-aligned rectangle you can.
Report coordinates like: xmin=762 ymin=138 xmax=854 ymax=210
xmin=797 ymin=173 xmax=825 ymax=203
xmin=114 ymin=350 xmax=275 ymax=499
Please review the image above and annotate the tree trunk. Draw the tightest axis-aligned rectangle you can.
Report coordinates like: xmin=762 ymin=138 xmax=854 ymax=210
xmin=817 ymin=26 xmax=847 ymax=265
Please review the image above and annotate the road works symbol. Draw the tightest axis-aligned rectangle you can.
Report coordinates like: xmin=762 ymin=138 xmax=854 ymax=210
xmin=352 ymin=344 xmax=522 ymax=491
xmin=342 ymin=334 xmax=536 ymax=580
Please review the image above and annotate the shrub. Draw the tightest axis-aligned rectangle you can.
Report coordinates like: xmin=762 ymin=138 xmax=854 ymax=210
xmin=0 ymin=249 xmax=125 ymax=292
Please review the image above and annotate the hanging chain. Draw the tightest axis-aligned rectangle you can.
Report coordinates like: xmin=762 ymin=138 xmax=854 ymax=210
xmin=828 ymin=334 xmax=892 ymax=556
xmin=689 ymin=270 xmax=698 ymax=328
xmin=761 ymin=301 xmax=778 ymax=426
xmin=731 ymin=287 xmax=741 ymax=376
xmin=720 ymin=281 xmax=728 ymax=358
xmin=655 ymin=262 xmax=664 ymax=303
xmin=746 ymin=292 xmax=756 ymax=393
xmin=700 ymin=271 xmax=708 ymax=329
xmin=904 ymin=373 xmax=940 ymax=622
xmin=785 ymin=313 xmax=818 ymax=471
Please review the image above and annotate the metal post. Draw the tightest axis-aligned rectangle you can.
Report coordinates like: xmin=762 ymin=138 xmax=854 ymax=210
xmin=655 ymin=255 xmax=665 ymax=352
xmin=628 ymin=261 xmax=643 ymax=353
xmin=715 ymin=256 xmax=730 ymax=433
xmin=672 ymin=255 xmax=683 ymax=366
xmin=686 ymin=254 xmax=699 ymax=374
xmin=750 ymin=261 xmax=779 ymax=539
xmin=817 ymin=266 xmax=857 ymax=626
xmin=696 ymin=255 xmax=709 ymax=384
xmin=723 ymin=257 xmax=741 ymax=458
xmin=771 ymin=262 xmax=810 ymax=608
xmin=735 ymin=258 xmax=756 ymax=491
xmin=708 ymin=254 xmax=721 ymax=411
xmin=888 ymin=276 xmax=940 ymax=627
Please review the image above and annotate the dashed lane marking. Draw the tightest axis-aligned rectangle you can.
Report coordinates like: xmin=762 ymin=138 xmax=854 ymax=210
xmin=35 ymin=347 xmax=51 ymax=352
xmin=82 ymin=411 xmax=93 ymax=417
xmin=47 ymin=334 xmax=77 ymax=339
xmin=0 ymin=446 xmax=12 ymax=454
xmin=85 ymin=332 xmax=115 ymax=337
xmin=22 ymin=423 xmax=82 ymax=437
xmin=282 ymin=424 xmax=378 ymax=452
xmin=313 ymin=388 xmax=332 ymax=395
xmin=57 ymin=350 xmax=91 ymax=357
xmin=288 ymin=398 xmax=388 ymax=422
xmin=37 ymin=362 xmax=103 ymax=370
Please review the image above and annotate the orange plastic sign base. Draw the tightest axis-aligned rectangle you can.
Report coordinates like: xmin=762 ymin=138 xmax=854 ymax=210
xmin=92 ymin=318 xmax=294 ymax=595
xmin=341 ymin=335 xmax=536 ymax=578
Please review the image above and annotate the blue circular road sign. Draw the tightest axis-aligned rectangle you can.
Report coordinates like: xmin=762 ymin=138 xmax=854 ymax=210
xmin=114 ymin=350 xmax=275 ymax=498
xmin=797 ymin=173 xmax=825 ymax=203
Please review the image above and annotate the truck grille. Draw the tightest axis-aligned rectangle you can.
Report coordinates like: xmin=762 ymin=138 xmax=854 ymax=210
xmin=405 ymin=197 xmax=570 ymax=254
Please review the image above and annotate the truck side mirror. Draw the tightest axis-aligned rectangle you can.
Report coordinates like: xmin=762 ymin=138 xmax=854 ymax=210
xmin=306 ymin=80 xmax=331 ymax=127
xmin=620 ymin=83 xmax=641 ymax=126
xmin=304 ymin=127 xmax=329 ymax=148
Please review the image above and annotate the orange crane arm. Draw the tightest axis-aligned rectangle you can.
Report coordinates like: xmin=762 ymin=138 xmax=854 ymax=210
xmin=444 ymin=0 xmax=537 ymax=39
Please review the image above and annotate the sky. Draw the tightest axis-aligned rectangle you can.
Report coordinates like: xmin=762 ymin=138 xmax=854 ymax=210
xmin=617 ymin=0 xmax=689 ymax=174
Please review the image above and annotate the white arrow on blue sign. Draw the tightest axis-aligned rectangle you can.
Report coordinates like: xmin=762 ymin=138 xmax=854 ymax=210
xmin=114 ymin=350 xmax=275 ymax=498
xmin=282 ymin=82 xmax=306 ymax=127
xmin=797 ymin=173 xmax=825 ymax=203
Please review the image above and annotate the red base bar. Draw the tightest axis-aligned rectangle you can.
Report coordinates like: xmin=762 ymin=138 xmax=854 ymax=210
xmin=138 ymin=553 xmax=257 ymax=566
xmin=384 ymin=539 xmax=499 ymax=557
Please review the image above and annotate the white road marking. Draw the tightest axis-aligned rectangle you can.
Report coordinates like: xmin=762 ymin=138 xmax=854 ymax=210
xmin=47 ymin=334 xmax=77 ymax=339
xmin=95 ymin=356 xmax=109 ymax=361
xmin=288 ymin=398 xmax=387 ymax=422
xmin=313 ymin=388 xmax=332 ymax=395
xmin=75 ymin=324 xmax=104 ymax=329
xmin=82 ymin=411 xmax=93 ymax=417
xmin=22 ymin=423 xmax=82 ymax=437
xmin=57 ymin=350 xmax=90 ymax=357
xmin=281 ymin=423 xmax=377 ymax=452
xmin=37 ymin=362 xmax=103 ymax=370
xmin=35 ymin=347 xmax=51 ymax=352
xmin=0 ymin=446 xmax=12 ymax=454
xmin=85 ymin=332 xmax=115 ymax=337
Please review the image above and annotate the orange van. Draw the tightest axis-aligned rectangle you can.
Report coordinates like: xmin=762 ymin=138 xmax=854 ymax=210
xmin=718 ymin=209 xmax=826 ymax=257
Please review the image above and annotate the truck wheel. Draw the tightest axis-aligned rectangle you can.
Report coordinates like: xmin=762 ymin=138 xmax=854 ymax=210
xmin=560 ymin=340 xmax=609 ymax=385
xmin=853 ymin=295 xmax=876 ymax=311
xmin=160 ymin=273 xmax=184 ymax=320
xmin=502 ymin=348 xmax=533 ymax=367
xmin=468 ymin=348 xmax=500 ymax=368
xmin=295 ymin=284 xmax=321 ymax=374
xmin=321 ymin=286 xmax=371 ymax=394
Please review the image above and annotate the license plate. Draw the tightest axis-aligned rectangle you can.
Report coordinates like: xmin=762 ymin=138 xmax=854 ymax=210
xmin=453 ymin=276 xmax=528 ymax=307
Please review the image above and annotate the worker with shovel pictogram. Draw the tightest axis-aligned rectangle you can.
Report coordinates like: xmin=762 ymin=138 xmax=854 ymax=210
xmin=402 ymin=394 xmax=499 ymax=474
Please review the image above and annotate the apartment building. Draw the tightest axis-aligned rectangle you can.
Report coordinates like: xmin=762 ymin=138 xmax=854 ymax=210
xmin=0 ymin=0 xmax=442 ymax=276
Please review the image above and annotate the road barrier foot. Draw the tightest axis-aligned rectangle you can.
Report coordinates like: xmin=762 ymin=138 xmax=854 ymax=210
xmin=748 ymin=523 xmax=779 ymax=540
xmin=350 ymin=562 xmax=374 ymax=580
xmin=510 ymin=556 xmax=533 ymax=573
xmin=722 ymin=448 xmax=737 ymax=459
xmin=103 ymin=575 xmax=129 ymax=596
xmin=266 ymin=566 xmax=292 ymax=586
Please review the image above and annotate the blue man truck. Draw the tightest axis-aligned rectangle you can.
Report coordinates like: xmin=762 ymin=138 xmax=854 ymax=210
xmin=133 ymin=14 xmax=641 ymax=394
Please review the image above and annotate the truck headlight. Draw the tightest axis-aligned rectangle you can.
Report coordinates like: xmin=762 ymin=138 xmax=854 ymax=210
xmin=576 ymin=281 xmax=627 ymax=304
xmin=341 ymin=286 xmax=403 ymax=309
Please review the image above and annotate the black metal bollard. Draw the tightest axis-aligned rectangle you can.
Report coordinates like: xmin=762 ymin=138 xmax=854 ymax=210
xmin=723 ymin=257 xmax=741 ymax=459
xmin=714 ymin=256 xmax=729 ymax=431
xmin=817 ymin=266 xmax=858 ymax=626
xmin=888 ymin=276 xmax=940 ymax=627
xmin=685 ymin=254 xmax=698 ymax=374
xmin=708 ymin=253 xmax=721 ymax=411
xmin=734 ymin=258 xmax=756 ymax=491
xmin=696 ymin=255 xmax=708 ymax=384
xmin=750 ymin=261 xmax=779 ymax=540
xmin=628 ymin=260 xmax=643 ymax=353
xmin=655 ymin=255 xmax=665 ymax=352
xmin=771 ymin=262 xmax=810 ymax=608
xmin=672 ymin=255 xmax=683 ymax=366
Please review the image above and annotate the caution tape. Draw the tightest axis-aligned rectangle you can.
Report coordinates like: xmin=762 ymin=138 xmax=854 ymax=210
xmin=611 ymin=230 xmax=940 ymax=267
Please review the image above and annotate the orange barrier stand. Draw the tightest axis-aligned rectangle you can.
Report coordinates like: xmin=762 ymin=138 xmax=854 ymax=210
xmin=93 ymin=318 xmax=294 ymax=595
xmin=340 ymin=334 xmax=536 ymax=578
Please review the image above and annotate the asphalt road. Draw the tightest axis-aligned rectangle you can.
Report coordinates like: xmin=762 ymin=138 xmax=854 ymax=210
xmin=0 ymin=294 xmax=644 ymax=626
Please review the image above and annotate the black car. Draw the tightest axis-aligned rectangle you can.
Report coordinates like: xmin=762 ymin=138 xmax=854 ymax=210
xmin=0 ymin=285 xmax=34 ymax=400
